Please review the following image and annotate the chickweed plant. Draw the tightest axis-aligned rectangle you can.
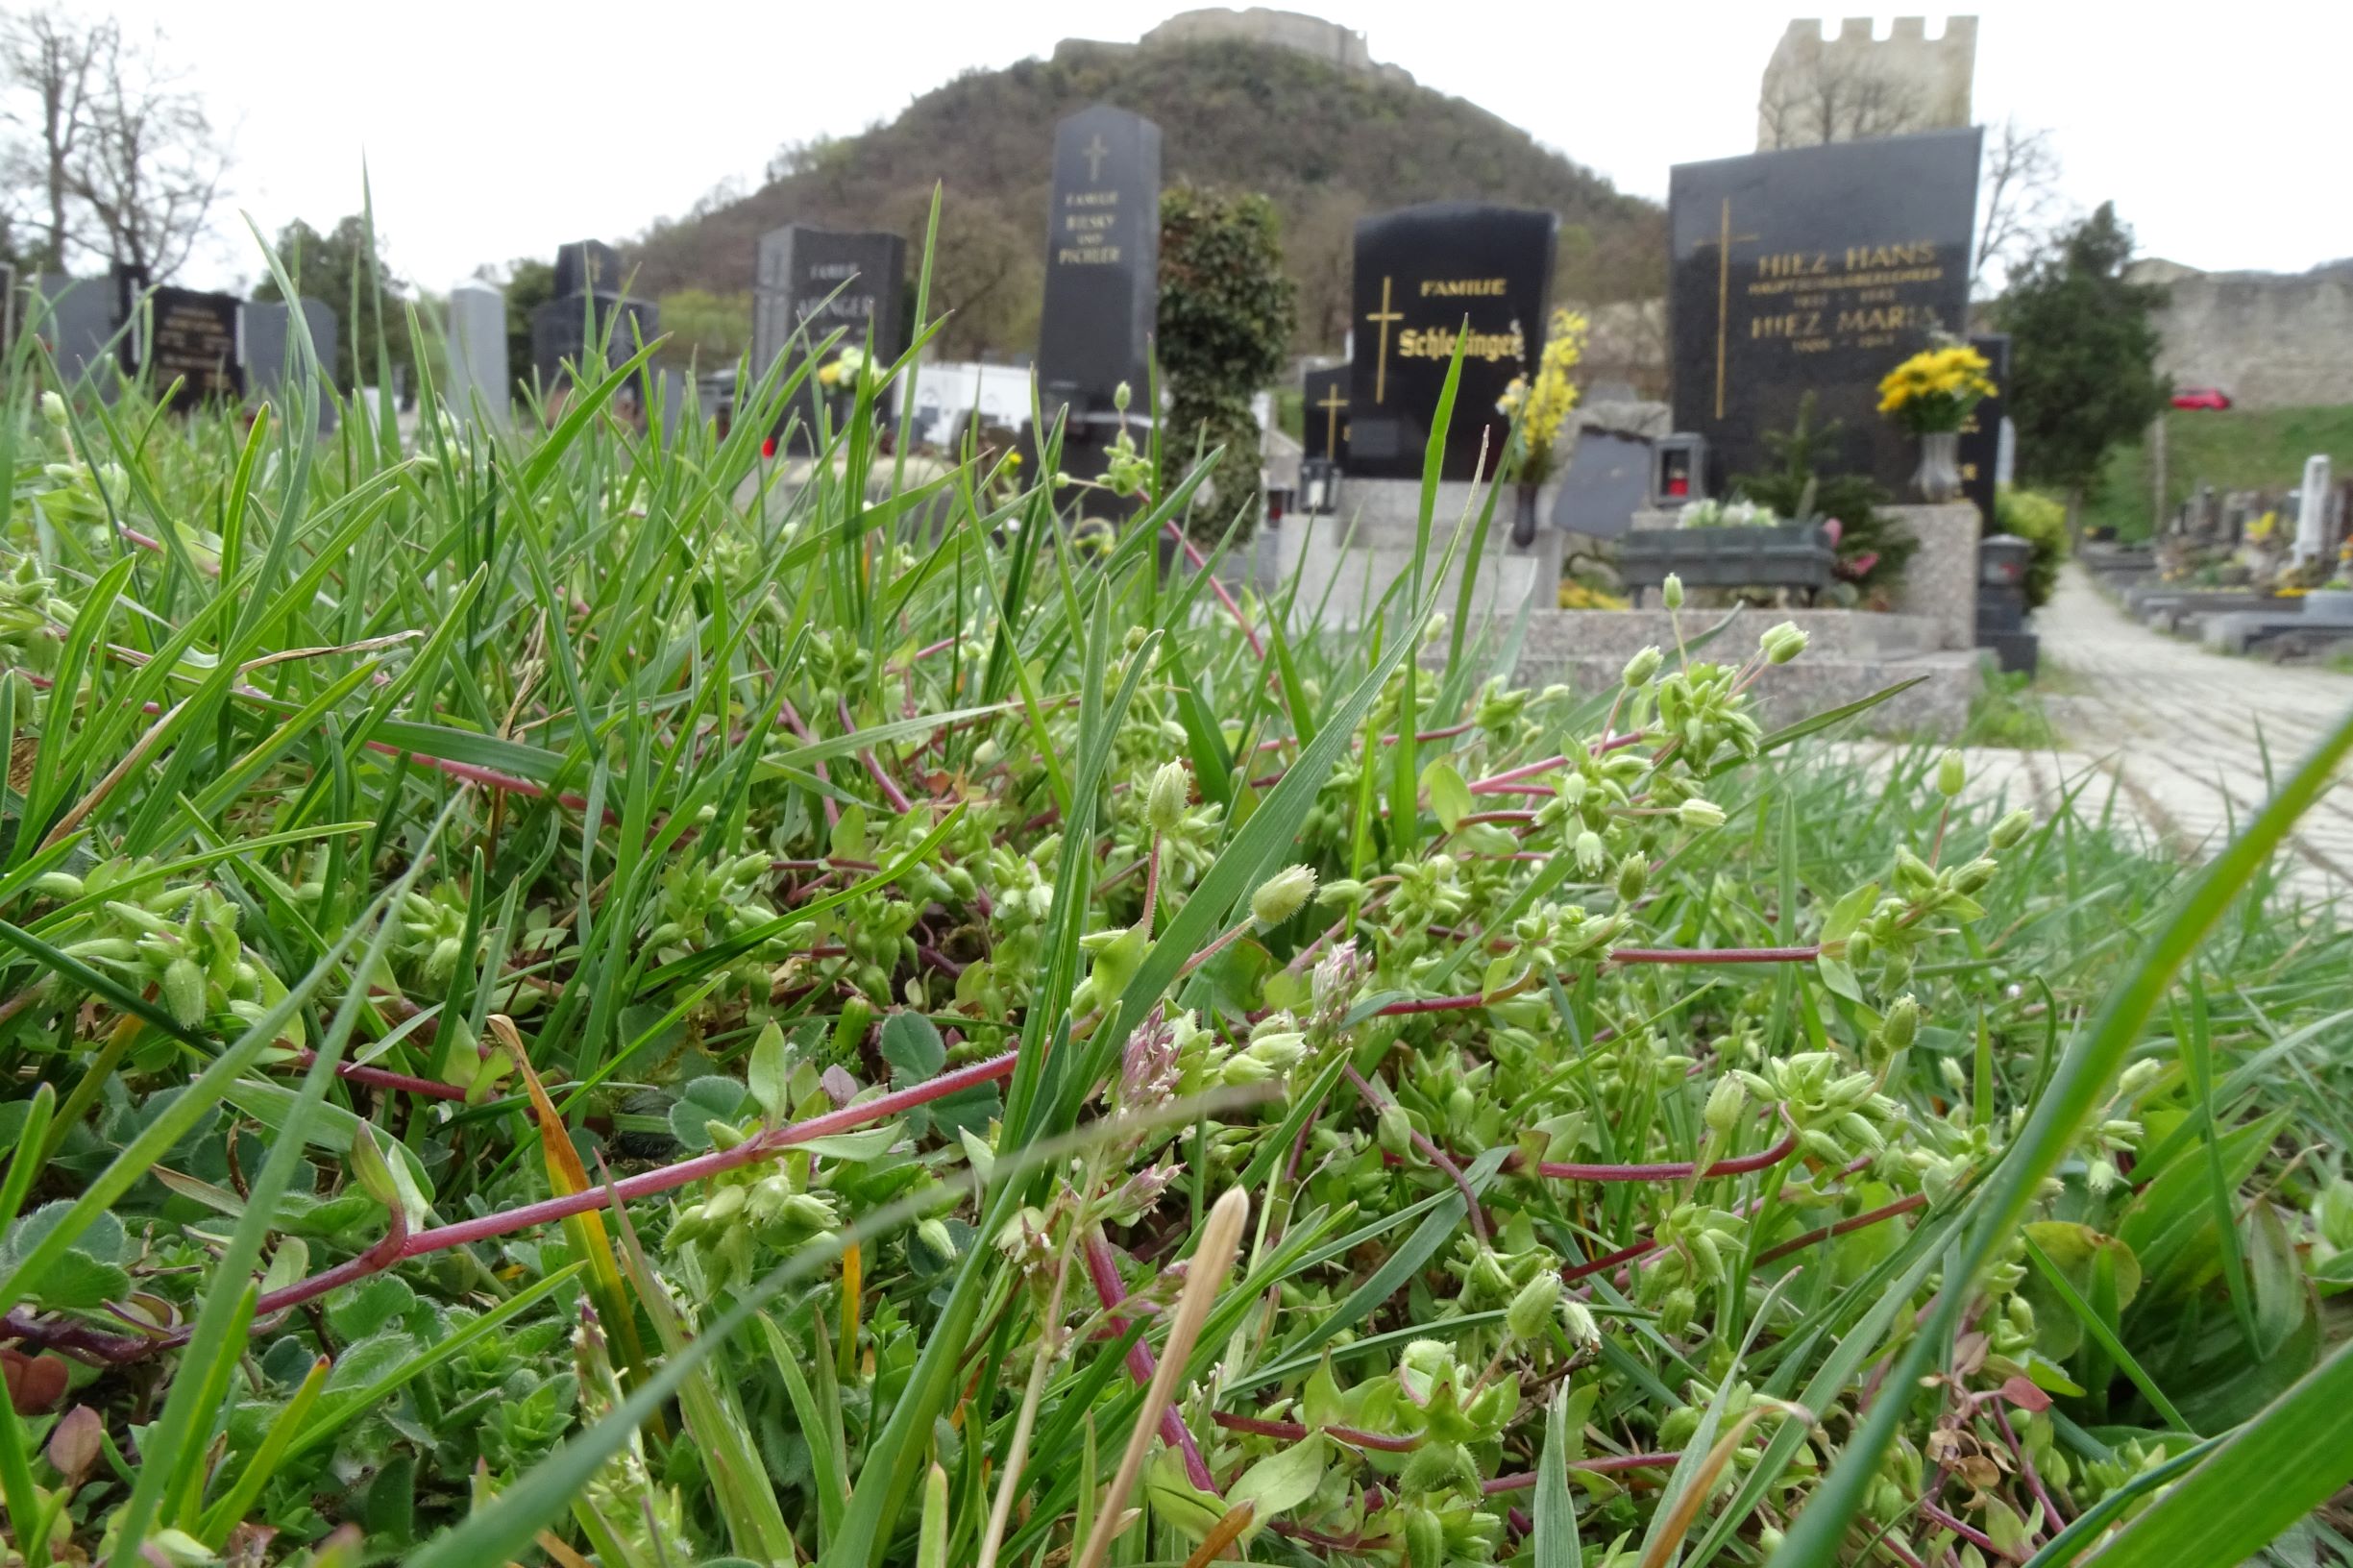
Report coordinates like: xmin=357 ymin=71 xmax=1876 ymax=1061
xmin=1 ymin=216 xmax=2351 ymax=1568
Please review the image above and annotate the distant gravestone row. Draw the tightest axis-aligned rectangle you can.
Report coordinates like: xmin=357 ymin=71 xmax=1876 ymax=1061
xmin=19 ymin=265 xmax=338 ymax=429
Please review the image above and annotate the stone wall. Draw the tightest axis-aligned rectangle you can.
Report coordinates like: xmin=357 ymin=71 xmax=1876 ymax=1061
xmin=2133 ymin=260 xmax=2353 ymax=410
xmin=1756 ymin=16 xmax=1977 ymax=152
xmin=1060 ymin=8 xmax=1415 ymax=87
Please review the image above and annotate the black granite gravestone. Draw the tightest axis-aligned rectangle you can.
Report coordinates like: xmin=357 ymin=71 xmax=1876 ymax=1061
xmin=554 ymin=239 xmax=625 ymax=300
xmin=1959 ymin=332 xmax=2009 ymax=527
xmin=1346 ymin=203 xmax=1556 ymax=482
xmin=1302 ymin=365 xmax=1350 ymax=464
xmin=530 ymin=294 xmax=658 ymax=389
xmin=1669 ymin=129 xmax=1979 ymax=495
xmin=1037 ymin=105 xmax=1160 ymax=420
xmin=148 ymin=286 xmax=243 ymax=408
xmin=241 ymin=299 xmax=340 ymax=431
xmin=752 ymin=225 xmax=908 ymax=375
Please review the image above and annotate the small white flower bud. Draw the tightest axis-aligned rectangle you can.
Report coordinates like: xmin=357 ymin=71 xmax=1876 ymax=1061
xmin=1937 ymin=748 xmax=1967 ymax=799
xmin=1679 ymin=797 xmax=1726 ymax=830
xmin=1662 ymin=573 xmax=1685 ymax=610
xmin=1250 ymin=864 xmax=1317 ymax=927
xmin=1146 ymin=760 xmax=1189 ymax=834
xmin=1621 ymin=645 xmax=1663 ymax=688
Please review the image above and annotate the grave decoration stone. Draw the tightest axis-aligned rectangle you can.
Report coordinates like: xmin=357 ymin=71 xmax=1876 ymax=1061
xmin=147 ymin=286 xmax=244 ymax=409
xmin=752 ymin=226 xmax=907 ymax=376
xmin=34 ymin=275 xmax=120 ymax=386
xmin=1959 ymin=332 xmax=2008 ymax=527
xmin=1035 ymin=105 xmax=1160 ymax=473
xmin=1301 ymin=364 xmax=1349 ymax=464
xmin=239 ymin=299 xmax=338 ymax=431
xmin=1668 ymin=128 xmax=1980 ymax=495
xmin=1345 ymin=203 xmax=1556 ymax=482
xmin=752 ymin=225 xmax=908 ymax=452
xmin=1553 ymin=429 xmax=1654 ymax=541
xmin=554 ymin=239 xmax=624 ymax=300
xmin=445 ymin=281 xmax=510 ymax=430
xmin=2296 ymin=455 xmax=2334 ymax=568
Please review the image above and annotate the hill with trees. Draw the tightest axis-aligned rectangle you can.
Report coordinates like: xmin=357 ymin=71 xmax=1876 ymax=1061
xmin=627 ymin=38 xmax=1662 ymax=360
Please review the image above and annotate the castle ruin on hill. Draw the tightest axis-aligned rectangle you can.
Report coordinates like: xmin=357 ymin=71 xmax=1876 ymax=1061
xmin=1757 ymin=17 xmax=1977 ymax=151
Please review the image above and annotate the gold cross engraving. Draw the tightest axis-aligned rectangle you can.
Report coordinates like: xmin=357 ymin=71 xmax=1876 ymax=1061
xmin=1083 ymin=134 xmax=1109 ymax=183
xmin=1694 ymin=197 xmax=1760 ymax=421
xmin=1364 ymin=277 xmax=1404 ymax=404
xmin=1315 ymin=383 xmax=1347 ymax=454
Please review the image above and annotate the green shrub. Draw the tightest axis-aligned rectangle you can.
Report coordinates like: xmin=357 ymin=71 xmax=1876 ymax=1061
xmin=1996 ymin=483 xmax=2070 ymax=607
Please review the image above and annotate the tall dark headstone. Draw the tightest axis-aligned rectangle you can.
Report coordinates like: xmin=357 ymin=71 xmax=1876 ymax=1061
xmin=33 ymin=276 xmax=116 ymax=385
xmin=148 ymin=286 xmax=243 ymax=408
xmin=554 ymin=239 xmax=625 ymax=300
xmin=1668 ymin=128 xmax=1980 ymax=494
xmin=531 ymin=240 xmax=656 ymax=396
xmin=1959 ymin=332 xmax=2009 ymax=527
xmin=752 ymin=225 xmax=908 ymax=375
xmin=1302 ymin=364 xmax=1350 ymax=464
xmin=1036 ymin=105 xmax=1160 ymax=429
xmin=1346 ymin=203 xmax=1557 ymax=481
xmin=240 ymin=298 xmax=339 ymax=431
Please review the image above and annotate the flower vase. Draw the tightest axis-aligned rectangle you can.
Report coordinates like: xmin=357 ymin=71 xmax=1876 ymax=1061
xmin=1510 ymin=483 xmax=1541 ymax=549
xmin=1913 ymin=430 xmax=1963 ymax=503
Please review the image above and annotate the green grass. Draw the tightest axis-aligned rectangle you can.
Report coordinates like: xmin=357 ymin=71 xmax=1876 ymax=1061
xmin=2085 ymin=403 xmax=2353 ymax=542
xmin=2 ymin=223 xmax=2352 ymax=1568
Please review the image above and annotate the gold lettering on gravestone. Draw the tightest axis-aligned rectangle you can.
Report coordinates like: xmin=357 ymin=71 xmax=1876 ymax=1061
xmin=1418 ymin=278 xmax=1507 ymax=297
xmin=1729 ymin=237 xmax=1950 ymax=358
xmin=1363 ymin=276 xmax=1404 ymax=404
xmin=1692 ymin=198 xmax=1762 ymax=421
xmin=1058 ymin=188 xmax=1122 ymax=266
xmin=1316 ymin=383 xmax=1347 ymax=455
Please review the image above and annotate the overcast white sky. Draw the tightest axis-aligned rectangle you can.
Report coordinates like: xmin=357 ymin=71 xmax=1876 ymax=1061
xmin=86 ymin=0 xmax=2349 ymax=294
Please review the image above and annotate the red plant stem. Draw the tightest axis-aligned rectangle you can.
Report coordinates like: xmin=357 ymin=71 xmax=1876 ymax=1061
xmin=1470 ymin=754 xmax=1568 ymax=791
xmin=1163 ymin=521 xmax=1264 ymax=659
xmin=1536 ymin=1131 xmax=1799 ymax=1184
xmin=912 ymin=636 xmax=958 ymax=661
xmin=1752 ymin=1193 xmax=1927 ymax=1264
xmin=777 ymin=695 xmax=840 ymax=829
xmin=1482 ymin=1452 xmax=1682 ymax=1491
xmin=1083 ymin=1230 xmax=1219 ymax=1490
xmin=282 ymin=1050 xmax=471 ymax=1103
xmin=1605 ymin=944 xmax=1821 ymax=966
xmin=841 ymin=697 xmax=915 ymax=814
xmin=1212 ymin=1412 xmax=1418 ymax=1454
xmin=1457 ymin=810 xmax=1539 ymax=826
xmin=1919 ymin=1500 xmax=2010 ymax=1559
xmin=1992 ymin=1403 xmax=2067 ymax=1531
xmin=1344 ymin=1063 xmax=1487 ymax=1243
xmin=1 ymin=1051 xmax=1034 ymax=1365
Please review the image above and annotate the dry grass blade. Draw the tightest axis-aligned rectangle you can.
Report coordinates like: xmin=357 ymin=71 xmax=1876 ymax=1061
xmin=1073 ymin=1186 xmax=1250 ymax=1568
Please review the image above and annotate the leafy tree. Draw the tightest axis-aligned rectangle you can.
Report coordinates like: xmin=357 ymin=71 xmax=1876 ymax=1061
xmin=887 ymin=186 xmax=1038 ymax=361
xmin=655 ymin=288 xmax=752 ymax=367
xmin=1156 ymin=183 xmax=1295 ymax=542
xmin=501 ymin=257 xmax=555 ymax=398
xmin=1992 ymin=203 xmax=2169 ymax=538
xmin=253 ymin=214 xmax=414 ymax=393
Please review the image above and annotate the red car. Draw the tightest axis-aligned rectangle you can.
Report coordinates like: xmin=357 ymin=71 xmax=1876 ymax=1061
xmin=2171 ymin=387 xmax=2233 ymax=410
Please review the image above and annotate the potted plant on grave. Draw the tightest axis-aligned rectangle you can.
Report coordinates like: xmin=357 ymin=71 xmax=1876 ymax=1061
xmin=1876 ymin=338 xmax=1998 ymax=502
xmin=1496 ymin=307 xmax=1588 ymax=547
xmin=1732 ymin=395 xmax=1918 ymax=603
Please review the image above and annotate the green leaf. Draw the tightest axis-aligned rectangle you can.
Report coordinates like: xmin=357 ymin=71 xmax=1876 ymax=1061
xmin=879 ymin=1012 xmax=945 ymax=1082
xmin=2084 ymin=1335 xmax=2353 ymax=1568
xmin=1228 ymin=1431 xmax=1327 ymax=1535
xmin=1422 ymin=759 xmax=1472 ymax=833
xmin=2017 ymin=1221 xmax=2142 ymax=1361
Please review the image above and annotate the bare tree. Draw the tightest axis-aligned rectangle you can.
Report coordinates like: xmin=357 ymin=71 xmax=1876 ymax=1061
xmin=1973 ymin=117 xmax=2067 ymax=295
xmin=1757 ymin=55 xmax=1917 ymax=150
xmin=0 ymin=9 xmax=105 ymax=271
xmin=0 ymin=10 xmax=229 ymax=282
xmin=67 ymin=22 xmax=229 ymax=282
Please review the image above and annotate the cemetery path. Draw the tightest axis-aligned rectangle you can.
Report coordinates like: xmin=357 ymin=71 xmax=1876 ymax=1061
xmin=1949 ymin=565 xmax=2353 ymax=900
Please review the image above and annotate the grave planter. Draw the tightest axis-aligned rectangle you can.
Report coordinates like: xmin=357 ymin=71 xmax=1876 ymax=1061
xmin=2304 ymin=587 xmax=2353 ymax=625
xmin=1618 ymin=523 xmax=1837 ymax=605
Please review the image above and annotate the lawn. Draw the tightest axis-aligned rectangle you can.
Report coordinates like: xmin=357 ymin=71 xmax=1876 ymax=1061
xmin=2084 ymin=403 xmax=2353 ymax=541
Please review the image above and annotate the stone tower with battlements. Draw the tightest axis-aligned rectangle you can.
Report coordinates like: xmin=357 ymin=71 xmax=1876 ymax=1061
xmin=1757 ymin=16 xmax=1977 ymax=151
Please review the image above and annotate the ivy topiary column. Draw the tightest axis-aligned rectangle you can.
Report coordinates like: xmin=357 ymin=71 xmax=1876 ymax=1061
xmin=1157 ymin=184 xmax=1297 ymax=545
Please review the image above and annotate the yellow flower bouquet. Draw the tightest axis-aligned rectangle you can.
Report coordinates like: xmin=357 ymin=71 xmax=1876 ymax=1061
xmin=1496 ymin=308 xmax=1589 ymax=486
xmin=1876 ymin=342 xmax=1998 ymax=435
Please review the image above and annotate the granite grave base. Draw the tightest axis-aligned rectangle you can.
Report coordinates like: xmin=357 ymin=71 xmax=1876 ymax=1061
xmin=1267 ymin=478 xmax=1561 ymax=629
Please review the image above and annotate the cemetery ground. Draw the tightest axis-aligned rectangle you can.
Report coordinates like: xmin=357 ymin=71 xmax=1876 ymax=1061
xmin=2086 ymin=404 xmax=2353 ymax=542
xmin=6 ymin=359 xmax=2353 ymax=1564
xmin=1844 ymin=562 xmax=2353 ymax=903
